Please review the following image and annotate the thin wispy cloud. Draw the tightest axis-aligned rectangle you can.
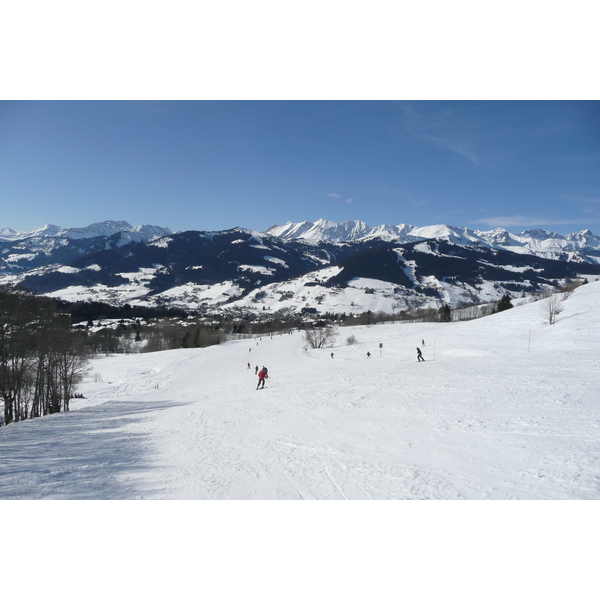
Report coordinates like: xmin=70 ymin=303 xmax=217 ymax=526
xmin=366 ymin=184 xmax=428 ymax=208
xmin=472 ymin=215 xmax=599 ymax=228
xmin=327 ymin=192 xmax=353 ymax=204
xmin=420 ymin=134 xmax=482 ymax=165
xmin=559 ymin=194 xmax=600 ymax=205
xmin=400 ymin=102 xmax=484 ymax=166
xmin=565 ymin=153 xmax=600 ymax=164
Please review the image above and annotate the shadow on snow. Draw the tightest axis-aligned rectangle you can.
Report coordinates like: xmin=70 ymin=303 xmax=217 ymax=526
xmin=0 ymin=398 xmax=189 ymax=499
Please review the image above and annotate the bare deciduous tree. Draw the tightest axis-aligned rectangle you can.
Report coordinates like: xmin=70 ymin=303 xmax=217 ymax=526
xmin=0 ymin=289 xmax=89 ymax=425
xmin=542 ymin=293 xmax=563 ymax=325
xmin=304 ymin=326 xmax=338 ymax=349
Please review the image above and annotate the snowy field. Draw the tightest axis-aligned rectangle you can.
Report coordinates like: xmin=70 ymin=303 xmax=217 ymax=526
xmin=2 ymin=282 xmax=600 ymax=500
xmin=3 ymin=283 xmax=600 ymax=598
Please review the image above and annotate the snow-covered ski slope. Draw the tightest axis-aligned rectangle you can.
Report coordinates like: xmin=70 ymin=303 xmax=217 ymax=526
xmin=2 ymin=282 xmax=600 ymax=500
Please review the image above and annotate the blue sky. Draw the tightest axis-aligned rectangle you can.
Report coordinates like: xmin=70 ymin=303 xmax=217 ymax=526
xmin=1 ymin=100 xmax=599 ymax=235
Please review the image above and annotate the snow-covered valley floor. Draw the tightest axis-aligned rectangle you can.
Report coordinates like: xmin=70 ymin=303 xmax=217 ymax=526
xmin=2 ymin=283 xmax=600 ymax=500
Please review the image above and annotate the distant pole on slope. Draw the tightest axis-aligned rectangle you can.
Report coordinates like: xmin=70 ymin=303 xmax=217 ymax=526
xmin=379 ymin=343 xmax=383 ymax=358
xmin=433 ymin=340 xmax=436 ymax=358
xmin=528 ymin=330 xmax=531 ymax=353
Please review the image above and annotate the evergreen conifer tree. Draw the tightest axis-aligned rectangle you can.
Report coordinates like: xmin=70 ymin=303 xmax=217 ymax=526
xmin=439 ymin=304 xmax=452 ymax=322
xmin=497 ymin=294 xmax=513 ymax=312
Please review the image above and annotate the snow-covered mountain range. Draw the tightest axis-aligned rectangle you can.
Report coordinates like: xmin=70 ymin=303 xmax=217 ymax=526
xmin=266 ymin=218 xmax=600 ymax=263
xmin=1 ymin=218 xmax=600 ymax=316
xmin=0 ymin=220 xmax=172 ymax=242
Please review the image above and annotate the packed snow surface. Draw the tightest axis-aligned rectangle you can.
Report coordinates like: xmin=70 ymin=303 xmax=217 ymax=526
xmin=1 ymin=283 xmax=600 ymax=499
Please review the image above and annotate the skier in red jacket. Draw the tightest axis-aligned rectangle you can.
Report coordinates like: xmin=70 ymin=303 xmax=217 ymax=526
xmin=256 ymin=366 xmax=268 ymax=389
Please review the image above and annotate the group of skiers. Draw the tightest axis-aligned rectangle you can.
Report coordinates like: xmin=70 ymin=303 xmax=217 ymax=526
xmin=330 ymin=345 xmax=426 ymax=362
xmin=249 ymin=339 xmax=427 ymax=388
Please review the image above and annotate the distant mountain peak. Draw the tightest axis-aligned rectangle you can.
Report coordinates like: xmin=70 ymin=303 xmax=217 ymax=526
xmin=263 ymin=218 xmax=600 ymax=264
xmin=0 ymin=220 xmax=172 ymax=242
xmin=1 ymin=218 xmax=600 ymax=318
xmin=521 ymin=228 xmax=560 ymax=239
xmin=264 ymin=221 xmax=315 ymax=239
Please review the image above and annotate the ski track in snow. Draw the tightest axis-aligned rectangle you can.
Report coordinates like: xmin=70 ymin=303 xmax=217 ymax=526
xmin=1 ymin=283 xmax=600 ymax=499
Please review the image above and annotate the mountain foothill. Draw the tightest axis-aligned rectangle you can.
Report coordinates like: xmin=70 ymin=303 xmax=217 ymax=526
xmin=1 ymin=219 xmax=599 ymax=318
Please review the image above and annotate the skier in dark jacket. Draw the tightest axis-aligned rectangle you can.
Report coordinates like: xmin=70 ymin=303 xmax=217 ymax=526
xmin=416 ymin=347 xmax=425 ymax=362
xmin=256 ymin=367 xmax=268 ymax=389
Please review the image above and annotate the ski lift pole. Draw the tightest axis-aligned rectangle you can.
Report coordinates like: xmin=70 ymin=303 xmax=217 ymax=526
xmin=379 ymin=342 xmax=383 ymax=358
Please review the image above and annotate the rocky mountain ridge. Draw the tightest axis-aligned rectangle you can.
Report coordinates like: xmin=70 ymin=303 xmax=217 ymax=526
xmin=2 ymin=219 xmax=600 ymax=317
xmin=265 ymin=219 xmax=600 ymax=264
xmin=0 ymin=220 xmax=172 ymax=242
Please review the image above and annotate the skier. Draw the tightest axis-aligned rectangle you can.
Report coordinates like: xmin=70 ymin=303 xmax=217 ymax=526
xmin=256 ymin=366 xmax=268 ymax=389
xmin=255 ymin=365 xmax=259 ymax=375
xmin=422 ymin=339 xmax=425 ymax=347
xmin=247 ymin=362 xmax=251 ymax=369
xmin=416 ymin=347 xmax=425 ymax=362
xmin=366 ymin=351 xmax=371 ymax=358
xmin=330 ymin=352 xmax=334 ymax=359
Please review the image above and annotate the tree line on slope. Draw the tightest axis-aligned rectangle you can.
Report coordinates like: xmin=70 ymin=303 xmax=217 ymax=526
xmin=80 ymin=312 xmax=302 ymax=354
xmin=0 ymin=288 xmax=88 ymax=426
xmin=75 ymin=294 xmax=516 ymax=355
